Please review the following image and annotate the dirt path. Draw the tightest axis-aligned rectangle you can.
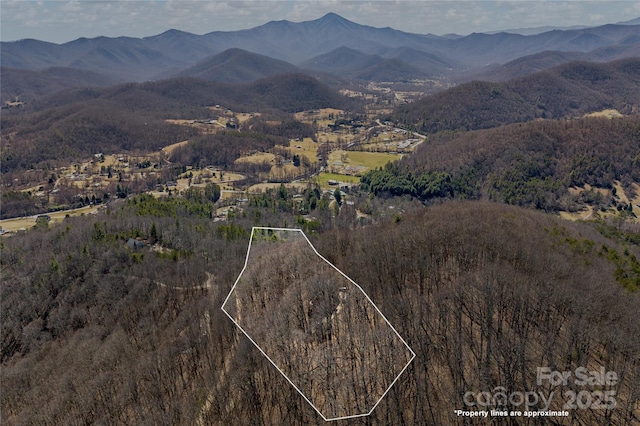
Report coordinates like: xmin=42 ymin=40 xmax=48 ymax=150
xmin=154 ymin=272 xmax=217 ymax=291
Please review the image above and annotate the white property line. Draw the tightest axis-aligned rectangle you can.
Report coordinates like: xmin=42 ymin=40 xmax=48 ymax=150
xmin=221 ymin=226 xmax=416 ymax=422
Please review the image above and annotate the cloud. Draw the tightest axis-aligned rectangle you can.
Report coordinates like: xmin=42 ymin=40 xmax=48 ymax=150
xmin=1 ymin=0 xmax=637 ymax=43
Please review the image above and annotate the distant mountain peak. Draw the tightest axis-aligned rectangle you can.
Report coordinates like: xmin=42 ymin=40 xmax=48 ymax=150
xmin=319 ymin=12 xmax=347 ymax=22
xmin=312 ymin=12 xmax=359 ymax=28
xmin=156 ymin=29 xmax=193 ymax=37
xmin=143 ymin=28 xmax=197 ymax=42
xmin=252 ymin=13 xmax=356 ymax=32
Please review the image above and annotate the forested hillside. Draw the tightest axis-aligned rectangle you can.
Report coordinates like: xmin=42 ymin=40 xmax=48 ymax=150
xmin=0 ymin=74 xmax=359 ymax=172
xmin=174 ymin=48 xmax=301 ymax=83
xmin=1 ymin=200 xmax=638 ymax=424
xmin=0 ymin=95 xmax=199 ymax=172
xmin=300 ymin=46 xmax=428 ymax=82
xmin=0 ymin=67 xmax=121 ymax=103
xmin=170 ymin=131 xmax=283 ymax=170
xmin=392 ymin=58 xmax=640 ymax=133
xmin=461 ymin=42 xmax=640 ymax=82
xmin=362 ymin=114 xmax=640 ymax=215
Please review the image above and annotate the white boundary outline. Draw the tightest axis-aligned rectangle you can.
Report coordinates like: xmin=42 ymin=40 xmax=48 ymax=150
xmin=221 ymin=226 xmax=416 ymax=422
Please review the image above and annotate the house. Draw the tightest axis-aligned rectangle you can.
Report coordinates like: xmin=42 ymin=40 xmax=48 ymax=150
xmin=126 ymin=238 xmax=144 ymax=249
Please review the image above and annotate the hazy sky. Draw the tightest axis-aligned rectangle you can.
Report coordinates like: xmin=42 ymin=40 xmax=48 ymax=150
xmin=2 ymin=1 xmax=639 ymax=43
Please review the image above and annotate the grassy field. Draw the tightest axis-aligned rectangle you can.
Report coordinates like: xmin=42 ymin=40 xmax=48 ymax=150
xmin=1 ymin=205 xmax=101 ymax=232
xmin=558 ymin=206 xmax=594 ymax=221
xmin=235 ymin=138 xmax=318 ymax=166
xmin=289 ymin=138 xmax=318 ymax=163
xmin=328 ymin=150 xmax=400 ymax=170
xmin=236 ymin=113 xmax=257 ymax=124
xmin=314 ymin=172 xmax=361 ymax=188
xmin=220 ymin=190 xmax=247 ymax=200
xmin=162 ymin=140 xmax=191 ymax=155
xmin=317 ymin=133 xmax=356 ymax=144
xmin=585 ymin=109 xmax=624 ymax=119
xmin=235 ymin=152 xmax=276 ymax=164
xmin=268 ymin=164 xmax=301 ymax=181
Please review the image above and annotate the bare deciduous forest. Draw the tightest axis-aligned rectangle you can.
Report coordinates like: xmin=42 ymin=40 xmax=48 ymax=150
xmin=392 ymin=58 xmax=640 ymax=134
xmin=0 ymin=74 xmax=360 ymax=172
xmin=2 ymin=199 xmax=639 ymax=425
xmin=361 ymin=114 xmax=640 ymax=220
xmin=223 ymin=229 xmax=414 ymax=420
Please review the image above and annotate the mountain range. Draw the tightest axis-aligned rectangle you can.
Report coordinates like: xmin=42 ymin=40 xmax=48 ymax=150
xmin=460 ymin=40 xmax=640 ymax=82
xmin=393 ymin=57 xmax=640 ymax=134
xmin=2 ymin=13 xmax=639 ymax=84
xmin=299 ymin=46 xmax=433 ymax=81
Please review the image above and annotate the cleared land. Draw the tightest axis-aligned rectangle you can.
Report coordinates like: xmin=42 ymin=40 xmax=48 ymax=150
xmin=247 ymin=182 xmax=310 ymax=193
xmin=584 ymin=109 xmax=624 ymax=119
xmin=268 ymin=164 xmax=302 ymax=181
xmin=314 ymin=173 xmax=361 ymax=188
xmin=162 ymin=140 xmax=191 ymax=156
xmin=235 ymin=138 xmax=318 ymax=182
xmin=327 ymin=150 xmax=400 ymax=175
xmin=234 ymin=152 xmax=276 ymax=164
xmin=317 ymin=132 xmax=357 ymax=144
xmin=294 ymin=108 xmax=344 ymax=125
xmin=0 ymin=205 xmax=101 ymax=232
xmin=288 ymin=137 xmax=319 ymax=163
xmin=559 ymin=181 xmax=640 ymax=222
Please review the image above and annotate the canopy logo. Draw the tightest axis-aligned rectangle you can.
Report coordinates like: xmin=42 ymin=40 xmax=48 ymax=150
xmin=537 ymin=367 xmax=618 ymax=387
xmin=461 ymin=366 xmax=618 ymax=415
